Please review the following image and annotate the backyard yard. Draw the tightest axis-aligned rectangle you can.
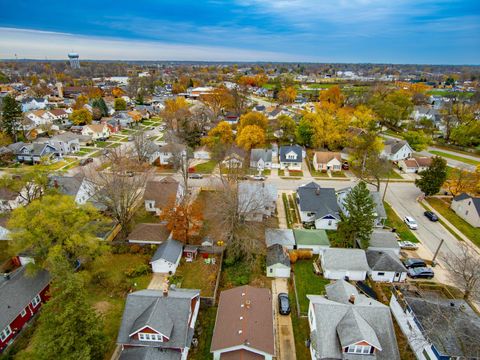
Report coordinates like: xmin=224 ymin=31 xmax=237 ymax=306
xmin=384 ymin=201 xmax=419 ymax=243
xmin=292 ymin=259 xmax=330 ymax=314
xmin=426 ymin=197 xmax=480 ymax=247
xmin=189 ymin=307 xmax=217 ymax=360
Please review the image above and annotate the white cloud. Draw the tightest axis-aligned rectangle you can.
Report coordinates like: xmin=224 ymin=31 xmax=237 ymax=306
xmin=0 ymin=27 xmax=311 ymax=62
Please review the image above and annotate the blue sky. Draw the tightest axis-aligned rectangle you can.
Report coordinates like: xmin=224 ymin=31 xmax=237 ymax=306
xmin=0 ymin=0 xmax=479 ymax=63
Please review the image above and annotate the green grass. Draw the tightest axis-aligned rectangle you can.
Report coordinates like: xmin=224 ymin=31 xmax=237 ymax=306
xmin=288 ymin=285 xmax=311 ymax=360
xmin=171 ymin=256 xmax=220 ymax=297
xmin=293 ymin=259 xmax=330 ymax=314
xmin=193 ymin=160 xmax=217 ymax=174
xmin=262 ymin=83 xmax=276 ymax=90
xmin=426 ymin=197 xmax=480 ymax=248
xmin=427 ymin=90 xmax=474 ymax=98
xmin=0 ymin=241 xmax=10 ymax=264
xmin=386 ymin=169 xmax=404 ymax=179
xmin=331 ymin=171 xmax=346 ymax=178
xmin=189 ymin=307 xmax=216 ymax=360
xmin=383 ymin=202 xmax=419 ymax=243
xmin=288 ymin=194 xmax=299 ymax=224
xmin=79 ymin=147 xmax=96 ymax=153
xmin=283 ymin=193 xmax=293 ymax=229
xmin=94 ymin=141 xmax=109 ymax=148
xmin=429 ymin=150 xmax=480 ymax=166
xmin=107 ymin=142 xmax=121 ymax=148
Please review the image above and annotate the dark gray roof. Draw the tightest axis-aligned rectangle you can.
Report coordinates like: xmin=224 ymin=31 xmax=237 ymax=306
xmin=453 ymin=193 xmax=480 ymax=214
xmin=279 ymin=145 xmax=302 ymax=163
xmin=119 ymin=347 xmax=182 ymax=360
xmin=117 ymin=289 xmax=200 ymax=349
xmin=383 ymin=139 xmax=411 ymax=155
xmin=151 ymin=239 xmax=183 ymax=264
xmin=266 ymin=244 xmax=290 ymax=267
xmin=368 ymin=230 xmax=400 ymax=251
xmin=49 ymin=174 xmax=85 ymax=196
xmin=366 ymin=250 xmax=407 ymax=273
xmin=0 ymin=266 xmax=50 ymax=330
xmin=297 ymin=182 xmax=340 ymax=219
xmin=308 ymin=280 xmax=399 ymax=359
xmin=322 ymin=249 xmax=369 ymax=272
xmin=250 ymin=148 xmax=272 ymax=163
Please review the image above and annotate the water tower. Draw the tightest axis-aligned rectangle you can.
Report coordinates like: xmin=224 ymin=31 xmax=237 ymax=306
xmin=68 ymin=52 xmax=80 ymax=69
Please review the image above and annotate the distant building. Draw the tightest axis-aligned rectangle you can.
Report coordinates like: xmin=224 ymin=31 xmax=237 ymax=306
xmin=68 ymin=53 xmax=80 ymax=69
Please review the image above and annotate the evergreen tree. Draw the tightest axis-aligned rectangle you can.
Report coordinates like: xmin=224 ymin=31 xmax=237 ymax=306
xmin=1 ymin=94 xmax=22 ymax=141
xmin=415 ymin=156 xmax=447 ymax=196
xmin=91 ymin=97 xmax=108 ymax=117
xmin=114 ymin=98 xmax=127 ymax=111
xmin=337 ymin=181 xmax=376 ymax=249
xmin=28 ymin=260 xmax=107 ymax=360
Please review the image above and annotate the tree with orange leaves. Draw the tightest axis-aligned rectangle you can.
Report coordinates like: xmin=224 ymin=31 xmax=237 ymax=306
xmin=278 ymin=86 xmax=297 ymax=104
xmin=445 ymin=166 xmax=480 ymax=196
xmin=319 ymin=85 xmax=344 ymax=108
xmin=159 ymin=197 xmax=203 ymax=244
xmin=112 ymin=87 xmax=125 ymax=98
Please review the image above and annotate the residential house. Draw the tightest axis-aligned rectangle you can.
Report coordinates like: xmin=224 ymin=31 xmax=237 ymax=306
xmin=211 ymin=285 xmax=275 ymax=360
xmin=47 ymin=108 xmax=69 ymax=121
xmin=266 ymin=244 xmax=291 ymax=278
xmin=116 ymin=288 xmax=200 ymax=360
xmin=193 ymin=146 xmax=211 ymax=160
xmin=398 ymin=157 xmax=432 ymax=173
xmin=381 ymin=139 xmax=413 ymax=161
xmin=265 ymin=228 xmax=295 ymax=250
xmin=37 ymin=132 xmax=90 ymax=154
xmin=13 ymin=143 xmax=59 ymax=163
xmin=0 ymin=266 xmax=50 ymax=353
xmin=451 ymin=193 xmax=480 ymax=227
xmin=250 ymin=148 xmax=273 ymax=170
xmin=143 ymin=141 xmax=161 ymax=164
xmin=222 ymin=146 xmax=247 ymax=169
xmin=158 ymin=143 xmax=186 ymax=166
xmin=128 ymin=223 xmax=171 ymax=245
xmin=390 ymin=286 xmax=480 ymax=360
xmin=24 ymin=110 xmax=54 ymax=127
xmin=81 ymin=124 xmax=111 ymax=140
xmin=293 ymin=229 xmax=330 ymax=254
xmin=320 ymin=248 xmax=369 ymax=281
xmin=308 ymin=280 xmax=400 ymax=360
xmin=20 ymin=97 xmax=47 ymax=112
xmin=297 ymin=182 xmax=341 ymax=230
xmin=279 ymin=145 xmax=303 ymax=171
xmin=337 ymin=188 xmax=387 ymax=228
xmin=144 ymin=177 xmax=183 ymax=216
xmin=238 ymin=182 xmax=277 ymax=222
xmin=50 ymin=174 xmax=96 ymax=205
xmin=411 ymin=105 xmax=440 ymax=122
xmin=0 ymin=188 xmax=23 ymax=213
xmin=366 ymin=250 xmax=407 ymax=283
xmin=150 ymin=239 xmax=183 ymax=274
xmin=366 ymin=230 xmax=401 ymax=256
xmin=312 ymin=151 xmax=342 ymax=172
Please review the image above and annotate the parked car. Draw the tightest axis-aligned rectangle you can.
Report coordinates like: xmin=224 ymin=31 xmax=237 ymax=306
xmin=188 ymin=173 xmax=203 ymax=179
xmin=407 ymin=267 xmax=434 ymax=279
xmin=278 ymin=293 xmax=291 ymax=315
xmin=403 ymin=258 xmax=427 ymax=269
xmin=398 ymin=241 xmax=419 ymax=250
xmin=342 ymin=161 xmax=349 ymax=170
xmin=404 ymin=216 xmax=418 ymax=230
xmin=424 ymin=211 xmax=439 ymax=222
xmin=251 ymin=175 xmax=266 ymax=181
xmin=79 ymin=157 xmax=93 ymax=166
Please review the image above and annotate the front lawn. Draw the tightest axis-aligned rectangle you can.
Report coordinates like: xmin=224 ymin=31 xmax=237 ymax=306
xmin=429 ymin=150 xmax=480 ymax=166
xmin=170 ymin=255 xmax=221 ymax=297
xmin=331 ymin=171 xmax=346 ymax=178
xmin=383 ymin=202 xmax=419 ymax=243
xmin=386 ymin=169 xmax=404 ymax=179
xmin=193 ymin=160 xmax=217 ymax=174
xmin=426 ymin=197 xmax=480 ymax=248
xmin=293 ymin=259 xmax=330 ymax=314
xmin=79 ymin=147 xmax=96 ymax=153
xmin=94 ymin=141 xmax=109 ymax=148
xmin=279 ymin=169 xmax=303 ymax=177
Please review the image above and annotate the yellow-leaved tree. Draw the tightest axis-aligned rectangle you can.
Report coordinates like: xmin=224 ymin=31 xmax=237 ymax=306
xmin=236 ymin=125 xmax=266 ymax=151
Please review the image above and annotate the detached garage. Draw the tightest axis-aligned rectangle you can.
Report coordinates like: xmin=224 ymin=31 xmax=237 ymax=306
xmin=293 ymin=229 xmax=330 ymax=254
xmin=150 ymin=239 xmax=183 ymax=274
xmin=320 ymin=248 xmax=369 ymax=281
xmin=266 ymin=244 xmax=291 ymax=278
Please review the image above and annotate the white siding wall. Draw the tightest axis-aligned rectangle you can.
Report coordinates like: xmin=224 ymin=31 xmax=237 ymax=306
xmin=324 ymin=269 xmax=366 ymax=281
xmin=267 ymin=265 xmax=290 ymax=278
xmin=369 ymin=270 xmax=407 ymax=283
xmin=151 ymin=256 xmax=181 ymax=274
xmin=315 ymin=218 xmax=339 ymax=230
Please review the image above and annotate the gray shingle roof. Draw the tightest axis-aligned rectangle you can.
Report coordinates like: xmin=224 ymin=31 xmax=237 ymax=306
xmin=279 ymin=145 xmax=302 ymax=163
xmin=453 ymin=193 xmax=480 ymax=215
xmin=297 ymin=182 xmax=340 ymax=220
xmin=0 ymin=266 xmax=50 ymax=330
xmin=368 ymin=230 xmax=400 ymax=251
xmin=337 ymin=308 xmax=382 ymax=350
xmin=130 ymin=298 xmax=174 ymax=338
xmin=151 ymin=239 xmax=183 ymax=264
xmin=366 ymin=250 xmax=407 ymax=273
xmin=119 ymin=347 xmax=182 ymax=360
xmin=49 ymin=174 xmax=85 ymax=196
xmin=117 ymin=289 xmax=199 ymax=349
xmin=265 ymin=229 xmax=295 ymax=247
xmin=266 ymin=244 xmax=290 ymax=267
xmin=250 ymin=148 xmax=272 ymax=163
xmin=383 ymin=139 xmax=411 ymax=155
xmin=322 ymin=249 xmax=369 ymax=272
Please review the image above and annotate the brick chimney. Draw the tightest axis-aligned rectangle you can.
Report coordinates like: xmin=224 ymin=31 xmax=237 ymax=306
xmin=349 ymin=294 xmax=355 ymax=304
xmin=162 ymin=279 xmax=169 ymax=297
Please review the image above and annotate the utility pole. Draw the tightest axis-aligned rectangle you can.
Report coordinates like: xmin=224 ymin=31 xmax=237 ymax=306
xmin=432 ymin=239 xmax=444 ymax=264
xmin=382 ymin=172 xmax=390 ymax=202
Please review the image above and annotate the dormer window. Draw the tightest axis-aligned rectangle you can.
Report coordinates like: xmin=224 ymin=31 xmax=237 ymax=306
xmin=346 ymin=344 xmax=372 ymax=354
xmin=138 ymin=333 xmax=163 ymax=342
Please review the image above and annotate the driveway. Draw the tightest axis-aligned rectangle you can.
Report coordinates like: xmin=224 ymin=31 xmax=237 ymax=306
xmin=148 ymin=273 xmax=167 ymax=290
xmin=272 ymin=278 xmax=296 ymax=360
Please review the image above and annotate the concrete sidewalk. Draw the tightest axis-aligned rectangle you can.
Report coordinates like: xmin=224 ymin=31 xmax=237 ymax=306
xmin=272 ymin=278 xmax=296 ymax=360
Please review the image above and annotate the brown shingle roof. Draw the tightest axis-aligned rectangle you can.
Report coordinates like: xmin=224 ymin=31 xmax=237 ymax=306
xmin=211 ymin=286 xmax=275 ymax=356
xmin=314 ymin=151 xmax=341 ymax=164
xmin=128 ymin=223 xmax=170 ymax=243
xmin=402 ymin=159 xmax=418 ymax=168
xmin=414 ymin=157 xmax=432 ymax=167
xmin=49 ymin=109 xmax=67 ymax=116
xmin=143 ymin=177 xmax=179 ymax=208
xmin=0 ymin=188 xmax=18 ymax=201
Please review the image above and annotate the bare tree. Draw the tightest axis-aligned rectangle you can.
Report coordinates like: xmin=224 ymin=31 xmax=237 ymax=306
xmin=132 ymin=130 xmax=155 ymax=163
xmin=84 ymin=147 xmax=152 ymax=238
xmin=441 ymin=243 xmax=480 ymax=301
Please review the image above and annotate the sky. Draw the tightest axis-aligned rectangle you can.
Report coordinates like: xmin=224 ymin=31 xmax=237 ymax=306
xmin=0 ymin=0 xmax=479 ymax=64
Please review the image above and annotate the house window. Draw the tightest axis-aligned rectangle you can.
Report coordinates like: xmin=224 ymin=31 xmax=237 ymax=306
xmin=269 ymin=268 xmax=273 ymax=273
xmin=377 ymin=272 xmax=385 ymax=276
xmin=138 ymin=332 xmax=163 ymax=342
xmin=468 ymin=201 xmax=471 ymax=206
xmin=0 ymin=326 xmax=12 ymax=342
xmin=328 ymin=220 xmax=332 ymax=226
xmin=466 ymin=210 xmax=469 ymax=216
xmin=347 ymin=345 xmax=372 ymax=354
xmin=31 ymin=294 xmax=41 ymax=308
xmin=20 ymin=308 xmax=27 ymax=317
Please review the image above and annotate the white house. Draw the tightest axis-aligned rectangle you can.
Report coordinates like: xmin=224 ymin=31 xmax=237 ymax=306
xmin=158 ymin=143 xmax=186 ymax=165
xmin=320 ymin=248 xmax=369 ymax=281
xmin=50 ymin=174 xmax=96 ymax=205
xmin=381 ymin=139 xmax=413 ymax=161
xmin=193 ymin=146 xmax=211 ymax=160
xmin=297 ymin=182 xmax=341 ymax=230
xmin=312 ymin=151 xmax=342 ymax=172
xmin=450 ymin=193 xmax=480 ymax=227
xmin=21 ymin=97 xmax=47 ymax=112
xmin=150 ymin=239 xmax=183 ymax=274
xmin=266 ymin=244 xmax=291 ymax=278
xmin=250 ymin=148 xmax=273 ymax=170
xmin=366 ymin=250 xmax=407 ymax=283
xmin=81 ymin=124 xmax=111 ymax=140
xmin=279 ymin=145 xmax=303 ymax=171
xmin=24 ymin=110 xmax=54 ymax=127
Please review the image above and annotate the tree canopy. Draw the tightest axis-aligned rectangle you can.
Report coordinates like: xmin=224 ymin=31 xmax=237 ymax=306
xmin=415 ymin=156 xmax=448 ymax=196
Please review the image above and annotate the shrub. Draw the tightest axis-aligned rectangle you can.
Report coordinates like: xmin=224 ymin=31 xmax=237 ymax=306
xmin=129 ymin=244 xmax=143 ymax=254
xmin=125 ymin=264 xmax=151 ymax=278
xmin=111 ymin=244 xmax=130 ymax=254
xmin=289 ymin=251 xmax=298 ymax=264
